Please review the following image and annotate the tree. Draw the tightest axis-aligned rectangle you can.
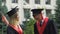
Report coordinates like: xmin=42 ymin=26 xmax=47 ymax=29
xmin=0 ymin=0 xmax=8 ymax=14
xmin=55 ymin=0 xmax=60 ymax=33
xmin=22 ymin=18 xmax=36 ymax=34
xmin=0 ymin=0 xmax=8 ymax=34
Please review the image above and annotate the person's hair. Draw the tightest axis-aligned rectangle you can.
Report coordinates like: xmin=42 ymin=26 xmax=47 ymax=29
xmin=8 ymin=12 xmax=19 ymax=25
xmin=33 ymin=14 xmax=37 ymax=17
xmin=9 ymin=13 xmax=17 ymax=18
xmin=9 ymin=13 xmax=19 ymax=25
xmin=33 ymin=13 xmax=40 ymax=17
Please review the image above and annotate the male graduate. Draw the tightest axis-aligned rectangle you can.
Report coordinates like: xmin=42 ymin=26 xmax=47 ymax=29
xmin=31 ymin=8 xmax=57 ymax=34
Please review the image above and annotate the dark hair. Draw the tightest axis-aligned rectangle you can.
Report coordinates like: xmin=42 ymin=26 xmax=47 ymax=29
xmin=33 ymin=14 xmax=39 ymax=17
xmin=33 ymin=12 xmax=42 ymax=17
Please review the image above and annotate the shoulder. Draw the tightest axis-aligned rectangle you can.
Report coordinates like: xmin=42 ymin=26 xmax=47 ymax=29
xmin=48 ymin=19 xmax=54 ymax=23
xmin=44 ymin=17 xmax=54 ymax=23
xmin=7 ymin=25 xmax=17 ymax=33
xmin=7 ymin=25 xmax=16 ymax=32
xmin=7 ymin=25 xmax=13 ymax=31
xmin=45 ymin=17 xmax=54 ymax=23
xmin=47 ymin=19 xmax=55 ymax=25
xmin=7 ymin=25 xmax=19 ymax=34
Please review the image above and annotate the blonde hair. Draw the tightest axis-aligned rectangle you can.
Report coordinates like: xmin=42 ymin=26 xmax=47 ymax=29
xmin=9 ymin=13 xmax=19 ymax=25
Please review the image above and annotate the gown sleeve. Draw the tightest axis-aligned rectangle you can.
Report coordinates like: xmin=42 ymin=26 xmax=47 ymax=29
xmin=34 ymin=24 xmax=39 ymax=34
xmin=34 ymin=24 xmax=37 ymax=34
xmin=7 ymin=27 xmax=14 ymax=34
xmin=49 ymin=20 xmax=58 ymax=34
xmin=7 ymin=26 xmax=18 ymax=34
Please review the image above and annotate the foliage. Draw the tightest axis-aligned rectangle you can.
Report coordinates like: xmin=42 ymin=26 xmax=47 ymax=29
xmin=0 ymin=0 xmax=8 ymax=34
xmin=55 ymin=0 xmax=60 ymax=33
xmin=23 ymin=18 xmax=36 ymax=34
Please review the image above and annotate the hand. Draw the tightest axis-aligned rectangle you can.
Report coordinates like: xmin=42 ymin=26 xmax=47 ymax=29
xmin=2 ymin=15 xmax=9 ymax=25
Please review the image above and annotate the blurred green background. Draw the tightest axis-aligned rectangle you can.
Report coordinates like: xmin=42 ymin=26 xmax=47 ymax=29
xmin=0 ymin=0 xmax=60 ymax=34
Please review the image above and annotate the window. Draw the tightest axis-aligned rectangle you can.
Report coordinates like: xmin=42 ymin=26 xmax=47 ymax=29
xmin=46 ymin=9 xmax=51 ymax=17
xmin=23 ymin=0 xmax=29 ymax=5
xmin=46 ymin=0 xmax=51 ymax=4
xmin=24 ymin=9 xmax=30 ymax=19
xmin=12 ymin=0 xmax=18 ymax=3
xmin=25 ymin=0 xmax=29 ymax=4
xmin=35 ymin=0 xmax=40 ymax=4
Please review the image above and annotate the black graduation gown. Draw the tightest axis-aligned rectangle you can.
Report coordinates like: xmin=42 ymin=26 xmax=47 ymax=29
xmin=7 ymin=25 xmax=23 ymax=34
xmin=34 ymin=19 xmax=57 ymax=34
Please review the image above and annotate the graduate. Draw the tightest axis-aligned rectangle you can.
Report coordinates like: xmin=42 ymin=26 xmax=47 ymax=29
xmin=31 ymin=9 xmax=57 ymax=34
xmin=2 ymin=6 xmax=23 ymax=34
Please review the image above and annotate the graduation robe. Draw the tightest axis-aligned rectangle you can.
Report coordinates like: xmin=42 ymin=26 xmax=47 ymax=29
xmin=7 ymin=25 xmax=23 ymax=34
xmin=34 ymin=19 xmax=57 ymax=34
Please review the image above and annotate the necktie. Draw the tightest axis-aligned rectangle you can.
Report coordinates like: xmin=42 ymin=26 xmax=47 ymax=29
xmin=40 ymin=21 xmax=42 ymax=26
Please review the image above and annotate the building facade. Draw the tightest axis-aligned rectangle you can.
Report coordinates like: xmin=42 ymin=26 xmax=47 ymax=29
xmin=6 ymin=0 xmax=56 ymax=24
xmin=0 ymin=0 xmax=57 ymax=34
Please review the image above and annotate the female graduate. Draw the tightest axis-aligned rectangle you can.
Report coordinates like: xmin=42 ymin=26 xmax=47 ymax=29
xmin=2 ymin=6 xmax=23 ymax=34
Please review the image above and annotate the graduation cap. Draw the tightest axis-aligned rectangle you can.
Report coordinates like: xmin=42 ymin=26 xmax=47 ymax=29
xmin=31 ymin=9 xmax=43 ymax=15
xmin=7 ymin=6 xmax=19 ymax=17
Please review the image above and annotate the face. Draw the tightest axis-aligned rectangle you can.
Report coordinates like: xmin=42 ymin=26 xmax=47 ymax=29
xmin=14 ymin=12 xmax=19 ymax=21
xmin=10 ymin=12 xmax=19 ymax=22
xmin=34 ymin=13 xmax=43 ymax=21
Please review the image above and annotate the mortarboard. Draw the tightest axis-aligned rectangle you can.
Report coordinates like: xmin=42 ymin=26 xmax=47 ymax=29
xmin=31 ymin=9 xmax=43 ymax=15
xmin=7 ymin=6 xmax=19 ymax=17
